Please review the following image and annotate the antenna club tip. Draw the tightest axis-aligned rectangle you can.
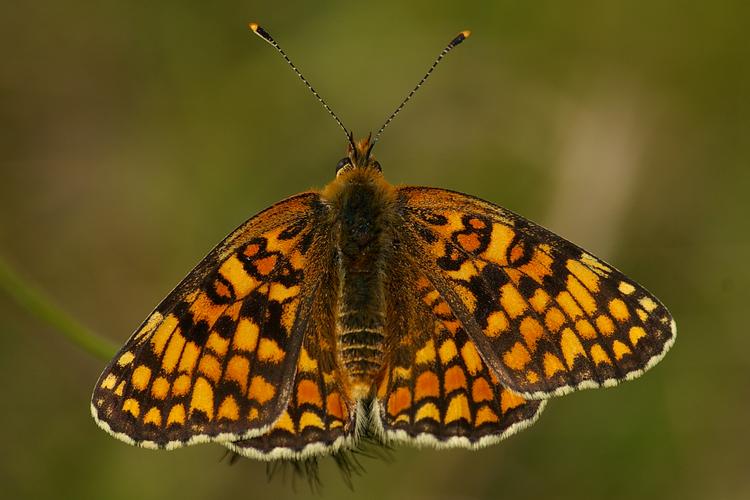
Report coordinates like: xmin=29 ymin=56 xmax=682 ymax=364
xmin=461 ymin=30 xmax=472 ymax=38
xmin=248 ymin=22 xmax=259 ymax=32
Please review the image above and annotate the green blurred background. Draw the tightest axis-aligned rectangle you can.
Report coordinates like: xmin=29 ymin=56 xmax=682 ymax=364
xmin=2 ymin=1 xmax=748 ymax=499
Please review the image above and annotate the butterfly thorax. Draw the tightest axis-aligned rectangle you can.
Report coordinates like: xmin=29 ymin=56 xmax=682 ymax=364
xmin=322 ymin=166 xmax=397 ymax=397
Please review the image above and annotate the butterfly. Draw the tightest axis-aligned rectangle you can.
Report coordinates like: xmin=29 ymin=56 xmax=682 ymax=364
xmin=91 ymin=24 xmax=675 ymax=461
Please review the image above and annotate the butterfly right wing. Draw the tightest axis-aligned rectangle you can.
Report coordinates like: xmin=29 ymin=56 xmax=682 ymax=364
xmin=91 ymin=192 xmax=335 ymax=449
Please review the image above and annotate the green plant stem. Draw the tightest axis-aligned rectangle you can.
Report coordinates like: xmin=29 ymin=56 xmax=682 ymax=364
xmin=0 ymin=256 xmax=117 ymax=360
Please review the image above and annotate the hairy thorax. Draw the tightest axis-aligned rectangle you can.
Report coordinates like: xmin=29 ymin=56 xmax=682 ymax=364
xmin=321 ymin=168 xmax=397 ymax=398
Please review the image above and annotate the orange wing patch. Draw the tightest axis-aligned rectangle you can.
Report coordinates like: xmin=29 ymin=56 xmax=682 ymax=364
xmin=399 ymin=187 xmax=676 ymax=399
xmin=91 ymin=193 xmax=331 ymax=448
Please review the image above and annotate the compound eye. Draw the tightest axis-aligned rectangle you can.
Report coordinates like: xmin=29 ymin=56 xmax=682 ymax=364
xmin=371 ymin=160 xmax=382 ymax=172
xmin=335 ymin=157 xmax=351 ymax=174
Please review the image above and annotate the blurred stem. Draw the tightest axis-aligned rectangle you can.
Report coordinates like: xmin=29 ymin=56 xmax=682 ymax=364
xmin=0 ymin=256 xmax=117 ymax=361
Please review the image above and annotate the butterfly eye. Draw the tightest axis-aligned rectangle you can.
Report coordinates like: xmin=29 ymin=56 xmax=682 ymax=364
xmin=335 ymin=158 xmax=351 ymax=174
xmin=371 ymin=161 xmax=382 ymax=172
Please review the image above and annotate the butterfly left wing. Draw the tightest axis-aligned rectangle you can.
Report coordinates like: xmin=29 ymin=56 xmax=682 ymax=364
xmin=91 ymin=193 xmax=335 ymax=449
xmin=372 ymin=242 xmax=546 ymax=448
xmin=397 ymin=187 xmax=675 ymax=400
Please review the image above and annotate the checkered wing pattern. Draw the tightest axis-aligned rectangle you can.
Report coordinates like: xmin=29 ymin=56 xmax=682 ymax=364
xmin=91 ymin=193 xmax=335 ymax=449
xmin=398 ymin=187 xmax=676 ymax=399
xmin=373 ymin=244 xmax=545 ymax=448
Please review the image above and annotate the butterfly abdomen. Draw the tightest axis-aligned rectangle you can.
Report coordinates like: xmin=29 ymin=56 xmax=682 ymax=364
xmin=324 ymin=168 xmax=396 ymax=393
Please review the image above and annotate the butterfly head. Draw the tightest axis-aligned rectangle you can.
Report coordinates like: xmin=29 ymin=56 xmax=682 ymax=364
xmin=336 ymin=133 xmax=382 ymax=177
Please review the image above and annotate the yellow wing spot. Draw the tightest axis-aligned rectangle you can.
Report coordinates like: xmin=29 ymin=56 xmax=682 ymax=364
xmin=387 ymin=387 xmax=412 ymax=416
xmin=612 ymin=340 xmax=632 ymax=360
xmin=567 ymin=275 xmax=597 ymax=315
xmin=609 ymin=299 xmax=630 ymax=321
xmin=581 ymin=253 xmax=611 ymax=275
xmin=423 ymin=288 xmax=440 ymax=305
xmin=177 ymin=341 xmax=200 ymax=374
xmin=122 ymin=398 xmax=140 ymax=418
xmin=190 ymin=293 xmax=224 ymax=323
xmin=529 ymin=288 xmax=550 ymax=313
xmin=117 ymin=351 xmax=135 ymax=366
xmin=143 ymin=407 xmax=162 ymax=426
xmin=415 ymin=402 xmax=440 ymax=422
xmin=460 ymin=341 xmax=483 ymax=375
xmin=189 ymin=377 xmax=215 ymax=420
xmin=206 ymin=332 xmax=229 ymax=356
xmin=566 ymin=259 xmax=601 ymax=292
xmin=393 ymin=366 xmax=412 ymax=381
xmin=520 ymin=316 xmax=544 ymax=351
xmin=415 ymin=339 xmax=437 ymax=364
xmin=486 ymin=310 xmax=509 ymax=337
xmin=590 ymin=344 xmax=612 ymax=365
xmin=438 ymin=339 xmax=458 ymax=364
xmin=131 ymin=365 xmax=152 ymax=391
xmin=248 ymin=375 xmax=276 ymax=404
xmin=269 ymin=283 xmax=299 ymax=303
xmin=503 ymin=342 xmax=531 ymax=371
xmin=629 ymin=326 xmax=647 ymax=346
xmin=248 ymin=408 xmax=260 ymax=422
xmin=575 ymin=319 xmax=597 ymax=340
xmin=518 ymin=249 xmax=554 ymax=284
xmin=483 ymin=223 xmax=515 ymax=265
xmin=198 ymin=353 xmax=222 ymax=384
xmin=454 ymin=283 xmax=478 ymax=313
xmin=560 ymin=328 xmax=586 ymax=368
xmin=257 ymin=338 xmax=285 ymax=363
xmin=172 ymin=374 xmax=191 ymax=397
xmin=475 ymin=406 xmax=500 ymax=426
xmin=100 ymin=374 xmax=117 ymax=390
xmin=526 ymin=370 xmax=540 ymax=383
xmin=225 ymin=355 xmax=250 ymax=393
xmin=219 ymin=255 xmax=259 ymax=299
xmin=217 ymin=395 xmax=240 ymax=421
xmin=394 ymin=413 xmax=411 ymax=424
xmin=444 ymin=394 xmax=471 ymax=424
xmin=500 ymin=283 xmax=527 ymax=319
xmin=471 ymin=377 xmax=494 ymax=402
xmin=618 ymin=281 xmax=636 ymax=295
xmin=545 ymin=307 xmax=566 ymax=333
xmin=162 ymin=331 xmax=187 ymax=373
xmin=134 ymin=312 xmax=163 ymax=341
xmin=297 ymin=379 xmax=323 ymax=407
xmin=500 ymin=389 xmax=525 ymax=413
xmin=415 ymin=371 xmax=440 ymax=401
xmin=557 ymin=291 xmax=584 ymax=320
xmin=166 ymin=404 xmax=186 ymax=426
xmin=114 ymin=381 xmax=125 ymax=396
xmin=151 ymin=314 xmax=179 ymax=356
xmin=298 ymin=348 xmax=318 ymax=372
xmin=446 ymin=260 xmax=478 ymax=282
xmin=272 ymin=411 xmax=296 ymax=433
xmin=594 ymin=315 xmax=615 ymax=337
xmin=151 ymin=376 xmax=170 ymax=400
xmin=300 ymin=411 xmax=326 ymax=430
xmin=637 ymin=308 xmax=648 ymax=321
xmin=444 ymin=365 xmax=468 ymax=393
xmin=233 ymin=319 xmax=260 ymax=352
xmin=639 ymin=297 xmax=658 ymax=312
xmin=543 ymin=352 xmax=565 ymax=378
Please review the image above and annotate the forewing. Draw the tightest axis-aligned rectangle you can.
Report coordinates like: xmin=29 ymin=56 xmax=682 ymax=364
xmin=91 ymin=193 xmax=333 ymax=448
xmin=226 ymin=263 xmax=358 ymax=460
xmin=398 ymin=187 xmax=675 ymax=399
xmin=373 ymin=245 xmax=545 ymax=448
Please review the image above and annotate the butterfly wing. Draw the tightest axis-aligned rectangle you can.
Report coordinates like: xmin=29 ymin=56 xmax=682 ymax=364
xmin=91 ymin=192 xmax=337 ymax=449
xmin=397 ymin=187 xmax=676 ymax=399
xmin=225 ymin=261 xmax=357 ymax=460
xmin=372 ymin=241 xmax=545 ymax=448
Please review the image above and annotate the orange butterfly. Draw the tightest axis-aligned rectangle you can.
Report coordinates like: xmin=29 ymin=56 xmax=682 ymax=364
xmin=92 ymin=25 xmax=675 ymax=460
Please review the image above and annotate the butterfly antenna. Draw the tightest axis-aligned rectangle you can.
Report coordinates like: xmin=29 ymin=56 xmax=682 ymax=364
xmin=372 ymin=30 xmax=471 ymax=146
xmin=249 ymin=23 xmax=355 ymax=150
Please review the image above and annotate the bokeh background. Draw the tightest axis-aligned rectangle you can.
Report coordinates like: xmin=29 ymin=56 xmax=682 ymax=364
xmin=2 ymin=1 xmax=748 ymax=499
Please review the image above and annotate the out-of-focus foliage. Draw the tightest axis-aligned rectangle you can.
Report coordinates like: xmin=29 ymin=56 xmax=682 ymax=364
xmin=1 ymin=1 xmax=748 ymax=499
